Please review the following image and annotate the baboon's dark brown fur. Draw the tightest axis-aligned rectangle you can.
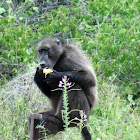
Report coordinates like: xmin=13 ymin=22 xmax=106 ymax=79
xmin=34 ymin=38 xmax=98 ymax=140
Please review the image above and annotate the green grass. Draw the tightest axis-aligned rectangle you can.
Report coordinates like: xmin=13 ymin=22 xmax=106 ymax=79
xmin=0 ymin=69 xmax=139 ymax=140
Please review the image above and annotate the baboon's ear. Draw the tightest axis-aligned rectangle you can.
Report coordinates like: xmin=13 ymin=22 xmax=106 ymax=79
xmin=55 ymin=38 xmax=61 ymax=45
xmin=55 ymin=37 xmax=66 ymax=45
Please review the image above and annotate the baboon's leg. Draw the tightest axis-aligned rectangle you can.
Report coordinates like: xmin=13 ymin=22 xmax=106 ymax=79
xmin=81 ymin=126 xmax=91 ymax=140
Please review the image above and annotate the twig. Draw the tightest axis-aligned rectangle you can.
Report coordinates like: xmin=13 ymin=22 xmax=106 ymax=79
xmin=109 ymin=66 xmax=125 ymax=85
xmin=1 ymin=57 xmax=11 ymax=63
xmin=95 ymin=14 xmax=100 ymax=32
xmin=0 ymin=93 xmax=14 ymax=106
xmin=0 ymin=63 xmax=20 ymax=66
xmin=0 ymin=0 xmax=5 ymax=7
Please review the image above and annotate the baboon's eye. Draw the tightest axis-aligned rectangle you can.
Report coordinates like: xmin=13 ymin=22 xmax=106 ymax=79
xmin=39 ymin=49 xmax=43 ymax=53
xmin=39 ymin=49 xmax=48 ymax=53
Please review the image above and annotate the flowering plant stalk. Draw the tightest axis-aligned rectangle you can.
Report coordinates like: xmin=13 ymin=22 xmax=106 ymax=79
xmin=58 ymin=76 xmax=88 ymax=138
xmin=75 ymin=110 xmax=87 ymax=132
xmin=59 ymin=76 xmax=72 ymax=129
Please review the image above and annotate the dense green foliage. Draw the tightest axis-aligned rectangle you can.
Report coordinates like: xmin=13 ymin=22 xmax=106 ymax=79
xmin=0 ymin=0 xmax=139 ymax=99
xmin=0 ymin=0 xmax=139 ymax=140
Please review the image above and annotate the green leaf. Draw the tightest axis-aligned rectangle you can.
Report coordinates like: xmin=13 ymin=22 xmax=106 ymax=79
xmin=0 ymin=8 xmax=6 ymax=14
xmin=19 ymin=17 xmax=24 ymax=21
xmin=32 ymin=7 xmax=39 ymax=13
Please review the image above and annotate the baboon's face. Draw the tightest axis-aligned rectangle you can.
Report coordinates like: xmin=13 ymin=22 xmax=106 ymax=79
xmin=37 ymin=38 xmax=63 ymax=68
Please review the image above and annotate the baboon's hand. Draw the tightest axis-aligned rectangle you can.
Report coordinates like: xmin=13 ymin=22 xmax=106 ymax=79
xmin=34 ymin=67 xmax=45 ymax=84
xmin=44 ymin=71 xmax=61 ymax=84
xmin=40 ymin=114 xmax=48 ymax=126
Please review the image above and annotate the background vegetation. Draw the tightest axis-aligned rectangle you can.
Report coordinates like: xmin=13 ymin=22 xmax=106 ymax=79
xmin=0 ymin=0 xmax=139 ymax=140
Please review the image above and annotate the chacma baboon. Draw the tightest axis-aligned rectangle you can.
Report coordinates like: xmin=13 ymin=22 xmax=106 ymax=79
xmin=34 ymin=38 xmax=98 ymax=140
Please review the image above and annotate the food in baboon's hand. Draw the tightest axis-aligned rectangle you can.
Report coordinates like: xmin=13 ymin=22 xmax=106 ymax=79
xmin=43 ymin=68 xmax=53 ymax=78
